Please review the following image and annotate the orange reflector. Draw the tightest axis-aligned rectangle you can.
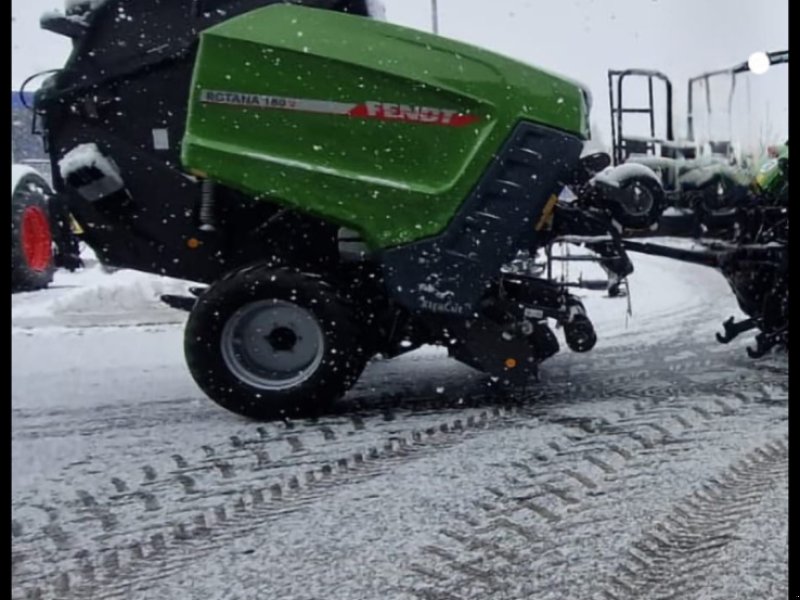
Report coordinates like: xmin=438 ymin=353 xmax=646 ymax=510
xmin=505 ymin=358 xmax=518 ymax=369
xmin=187 ymin=238 xmax=202 ymax=249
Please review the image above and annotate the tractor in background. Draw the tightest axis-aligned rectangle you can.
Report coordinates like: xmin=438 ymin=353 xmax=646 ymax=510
xmin=608 ymin=50 xmax=788 ymax=238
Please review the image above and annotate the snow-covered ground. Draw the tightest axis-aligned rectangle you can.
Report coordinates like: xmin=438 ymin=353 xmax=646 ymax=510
xmin=11 ymin=246 xmax=787 ymax=600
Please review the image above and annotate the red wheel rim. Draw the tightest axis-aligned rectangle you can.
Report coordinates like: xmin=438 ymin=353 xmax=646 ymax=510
xmin=20 ymin=206 xmax=53 ymax=272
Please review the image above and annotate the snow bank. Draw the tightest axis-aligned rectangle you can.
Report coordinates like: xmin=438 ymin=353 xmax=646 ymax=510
xmin=12 ymin=258 xmax=196 ymax=329
xmin=52 ymin=270 xmax=191 ymax=317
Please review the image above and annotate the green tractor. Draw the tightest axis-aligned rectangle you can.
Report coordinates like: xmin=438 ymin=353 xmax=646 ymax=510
xmin=618 ymin=138 xmax=788 ymax=359
xmin=33 ymin=0 xmax=670 ymax=420
xmin=608 ymin=54 xmax=788 ymax=358
xmin=608 ymin=51 xmax=788 ymax=237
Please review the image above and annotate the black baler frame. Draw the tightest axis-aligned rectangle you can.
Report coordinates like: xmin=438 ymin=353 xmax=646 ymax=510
xmin=32 ymin=0 xmax=376 ymax=284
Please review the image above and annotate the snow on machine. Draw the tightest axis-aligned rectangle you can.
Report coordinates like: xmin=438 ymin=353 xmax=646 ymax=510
xmin=40 ymin=0 xmax=781 ymax=421
xmin=607 ymin=53 xmax=788 ymax=357
xmin=608 ymin=51 xmax=788 ymax=237
xmin=622 ymin=141 xmax=788 ymax=359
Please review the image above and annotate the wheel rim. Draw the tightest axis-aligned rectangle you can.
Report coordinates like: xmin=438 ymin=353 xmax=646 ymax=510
xmin=20 ymin=206 xmax=53 ymax=272
xmin=618 ymin=182 xmax=655 ymax=217
xmin=220 ymin=299 xmax=325 ymax=391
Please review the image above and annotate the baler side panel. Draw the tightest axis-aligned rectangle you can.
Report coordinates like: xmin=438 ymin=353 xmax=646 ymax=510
xmin=182 ymin=5 xmax=589 ymax=249
xmin=382 ymin=122 xmax=584 ymax=313
xmin=184 ymin=42 xmax=495 ymax=249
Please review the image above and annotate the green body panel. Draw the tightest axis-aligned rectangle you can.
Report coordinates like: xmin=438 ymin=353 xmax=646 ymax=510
xmin=753 ymin=143 xmax=788 ymax=196
xmin=182 ymin=4 xmax=589 ymax=249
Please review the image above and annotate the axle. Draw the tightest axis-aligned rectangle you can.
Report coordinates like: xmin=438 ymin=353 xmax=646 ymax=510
xmin=620 ymin=240 xmax=722 ymax=268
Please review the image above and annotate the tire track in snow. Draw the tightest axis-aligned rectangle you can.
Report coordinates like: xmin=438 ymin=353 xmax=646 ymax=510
xmin=11 ymin=340 xmax=757 ymax=561
xmin=24 ymin=378 xmax=783 ymax=599
xmin=11 ymin=335 xmax=751 ymax=532
xmin=403 ymin=386 xmax=787 ymax=600
xmin=597 ymin=437 xmax=788 ymax=600
xmin=584 ymin=260 xmax=739 ymax=357
xmin=11 ymin=345 xmax=784 ymax=599
xmin=684 ymin=465 xmax=788 ymax=600
xmin=9 ymin=321 xmax=755 ymax=444
xmin=12 ymin=406 xmax=535 ymax=600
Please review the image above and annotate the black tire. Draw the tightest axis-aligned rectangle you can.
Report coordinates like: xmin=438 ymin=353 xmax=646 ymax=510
xmin=695 ymin=173 xmax=745 ymax=214
xmin=608 ymin=177 xmax=664 ymax=231
xmin=11 ymin=171 xmax=55 ymax=292
xmin=184 ymin=266 xmax=368 ymax=421
xmin=563 ymin=314 xmax=597 ymax=353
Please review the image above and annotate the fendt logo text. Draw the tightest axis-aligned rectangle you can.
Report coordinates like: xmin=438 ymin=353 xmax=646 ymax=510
xmin=200 ymin=90 xmax=480 ymax=128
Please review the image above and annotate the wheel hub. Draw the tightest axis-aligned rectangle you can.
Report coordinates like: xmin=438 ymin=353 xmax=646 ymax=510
xmin=20 ymin=205 xmax=53 ymax=272
xmin=619 ymin=183 xmax=654 ymax=216
xmin=267 ymin=327 xmax=298 ymax=352
xmin=221 ymin=300 xmax=325 ymax=391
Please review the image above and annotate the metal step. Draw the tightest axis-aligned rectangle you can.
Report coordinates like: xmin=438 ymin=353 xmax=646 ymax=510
xmin=612 ymin=107 xmax=655 ymax=114
xmin=549 ymin=255 xmax=616 ymax=262
xmin=160 ymin=294 xmax=196 ymax=312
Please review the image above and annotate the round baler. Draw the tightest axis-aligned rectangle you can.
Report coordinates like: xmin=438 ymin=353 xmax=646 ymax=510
xmin=34 ymin=0 xmax=665 ymax=420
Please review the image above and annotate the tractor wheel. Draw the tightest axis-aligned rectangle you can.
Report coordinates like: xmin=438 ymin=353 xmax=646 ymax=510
xmin=563 ymin=314 xmax=598 ymax=353
xmin=608 ymin=177 xmax=664 ymax=231
xmin=184 ymin=266 xmax=368 ymax=421
xmin=12 ymin=171 xmax=55 ymax=292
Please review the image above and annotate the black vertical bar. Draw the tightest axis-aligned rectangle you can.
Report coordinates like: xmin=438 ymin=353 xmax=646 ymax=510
xmin=665 ymin=78 xmax=673 ymax=142
xmin=616 ymin=75 xmax=626 ymax=163
xmin=687 ymin=78 xmax=694 ymax=141
xmin=648 ymin=76 xmax=655 ymax=139
xmin=608 ymin=72 xmax=618 ymax=164
xmin=727 ymin=72 xmax=737 ymax=143
xmin=546 ymin=244 xmax=552 ymax=282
